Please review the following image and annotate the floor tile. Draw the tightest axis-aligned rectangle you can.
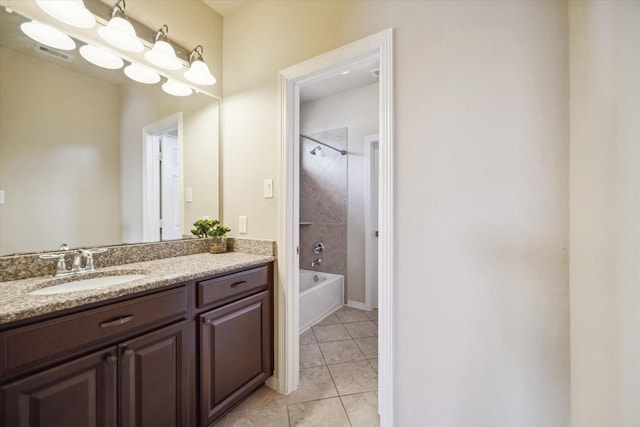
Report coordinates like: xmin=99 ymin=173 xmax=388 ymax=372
xmin=227 ymin=405 xmax=289 ymax=426
xmin=300 ymin=343 xmax=325 ymax=368
xmin=328 ymin=360 xmax=378 ymax=396
xmin=369 ymin=358 xmax=378 ymax=371
xmin=344 ymin=320 xmax=378 ymax=339
xmin=286 ymin=366 xmax=338 ymax=405
xmin=318 ymin=339 xmax=366 ymax=364
xmin=299 ymin=329 xmax=317 ymax=345
xmin=288 ymin=397 xmax=351 ymax=427
xmin=335 ymin=306 xmax=370 ymax=323
xmin=315 ymin=313 xmax=341 ymax=326
xmin=365 ymin=309 xmax=378 ymax=321
xmin=311 ymin=323 xmax=351 ymax=342
xmin=230 ymin=385 xmax=287 ymax=413
xmin=341 ymin=391 xmax=380 ymax=427
xmin=355 ymin=336 xmax=378 ymax=359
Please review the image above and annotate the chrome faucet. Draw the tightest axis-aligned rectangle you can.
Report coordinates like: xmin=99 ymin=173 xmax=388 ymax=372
xmin=39 ymin=244 xmax=108 ymax=277
xmin=311 ymin=258 xmax=322 ymax=267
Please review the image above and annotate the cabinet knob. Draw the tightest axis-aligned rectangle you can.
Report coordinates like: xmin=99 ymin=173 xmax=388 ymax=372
xmin=123 ymin=348 xmax=135 ymax=358
xmin=202 ymin=318 xmax=214 ymax=325
xmin=105 ymin=354 xmax=117 ymax=365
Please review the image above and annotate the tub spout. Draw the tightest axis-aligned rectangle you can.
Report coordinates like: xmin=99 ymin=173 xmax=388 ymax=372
xmin=311 ymin=258 xmax=322 ymax=267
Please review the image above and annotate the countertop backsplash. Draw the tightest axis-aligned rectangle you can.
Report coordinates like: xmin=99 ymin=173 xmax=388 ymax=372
xmin=0 ymin=238 xmax=276 ymax=283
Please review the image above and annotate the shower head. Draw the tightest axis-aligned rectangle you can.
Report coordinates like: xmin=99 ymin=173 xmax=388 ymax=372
xmin=310 ymin=146 xmax=321 ymax=155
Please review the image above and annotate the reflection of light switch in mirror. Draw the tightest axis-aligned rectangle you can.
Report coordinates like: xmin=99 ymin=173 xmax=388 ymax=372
xmin=264 ymin=179 xmax=273 ymax=198
xmin=239 ymin=216 xmax=247 ymax=234
xmin=0 ymin=190 xmax=4 ymax=205
xmin=185 ymin=187 xmax=193 ymax=203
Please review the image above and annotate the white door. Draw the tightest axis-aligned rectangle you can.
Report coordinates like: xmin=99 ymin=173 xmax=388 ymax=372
xmin=161 ymin=135 xmax=181 ymax=240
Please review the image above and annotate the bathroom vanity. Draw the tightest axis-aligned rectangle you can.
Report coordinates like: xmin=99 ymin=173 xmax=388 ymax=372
xmin=0 ymin=252 xmax=274 ymax=427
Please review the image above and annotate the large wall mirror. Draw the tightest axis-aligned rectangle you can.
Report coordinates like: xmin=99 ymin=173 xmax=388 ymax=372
xmin=0 ymin=7 xmax=220 ymax=256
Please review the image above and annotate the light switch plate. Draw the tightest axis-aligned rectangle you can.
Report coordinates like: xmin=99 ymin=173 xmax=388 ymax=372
xmin=264 ymin=179 xmax=273 ymax=198
xmin=239 ymin=216 xmax=247 ymax=234
xmin=0 ymin=190 xmax=4 ymax=205
xmin=185 ymin=187 xmax=193 ymax=202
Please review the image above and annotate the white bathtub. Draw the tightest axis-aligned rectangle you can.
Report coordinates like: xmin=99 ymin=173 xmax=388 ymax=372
xmin=299 ymin=269 xmax=344 ymax=333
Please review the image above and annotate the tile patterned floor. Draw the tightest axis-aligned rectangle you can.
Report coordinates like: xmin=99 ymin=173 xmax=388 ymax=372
xmin=213 ymin=306 xmax=379 ymax=427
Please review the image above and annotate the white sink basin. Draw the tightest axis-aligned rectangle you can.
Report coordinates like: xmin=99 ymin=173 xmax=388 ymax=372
xmin=29 ymin=274 xmax=148 ymax=295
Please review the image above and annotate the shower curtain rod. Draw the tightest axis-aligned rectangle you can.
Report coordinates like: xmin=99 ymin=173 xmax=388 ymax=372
xmin=300 ymin=134 xmax=347 ymax=155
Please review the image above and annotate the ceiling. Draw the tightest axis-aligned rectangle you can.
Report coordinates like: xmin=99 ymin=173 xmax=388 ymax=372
xmin=300 ymin=56 xmax=380 ymax=103
xmin=201 ymin=0 xmax=248 ymax=17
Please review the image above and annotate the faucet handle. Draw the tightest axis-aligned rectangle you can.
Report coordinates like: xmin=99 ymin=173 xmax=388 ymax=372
xmin=83 ymin=248 xmax=107 ymax=271
xmin=39 ymin=253 xmax=68 ymax=275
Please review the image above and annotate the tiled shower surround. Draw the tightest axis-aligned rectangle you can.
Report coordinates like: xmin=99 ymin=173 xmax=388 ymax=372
xmin=299 ymin=128 xmax=348 ymax=293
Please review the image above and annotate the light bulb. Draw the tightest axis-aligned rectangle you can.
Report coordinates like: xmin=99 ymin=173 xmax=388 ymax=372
xmin=20 ymin=21 xmax=76 ymax=51
xmin=145 ymin=40 xmax=182 ymax=70
xmin=36 ymin=0 xmax=95 ymax=28
xmin=98 ymin=16 xmax=143 ymax=52
xmin=124 ymin=63 xmax=160 ymax=84
xmin=184 ymin=60 xmax=216 ymax=86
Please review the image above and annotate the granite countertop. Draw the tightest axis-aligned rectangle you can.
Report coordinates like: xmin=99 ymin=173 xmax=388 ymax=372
xmin=0 ymin=252 xmax=274 ymax=326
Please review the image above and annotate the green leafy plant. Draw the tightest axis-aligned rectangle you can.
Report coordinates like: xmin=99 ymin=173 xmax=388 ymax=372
xmin=191 ymin=219 xmax=230 ymax=238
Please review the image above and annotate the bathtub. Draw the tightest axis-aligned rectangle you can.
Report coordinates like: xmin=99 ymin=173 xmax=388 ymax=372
xmin=299 ymin=269 xmax=344 ymax=333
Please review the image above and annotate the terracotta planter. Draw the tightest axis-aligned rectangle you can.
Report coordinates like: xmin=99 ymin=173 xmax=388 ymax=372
xmin=208 ymin=237 xmax=228 ymax=254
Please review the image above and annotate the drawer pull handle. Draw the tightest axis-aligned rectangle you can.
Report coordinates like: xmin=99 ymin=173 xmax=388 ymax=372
xmin=230 ymin=281 xmax=248 ymax=288
xmin=100 ymin=315 xmax=134 ymax=328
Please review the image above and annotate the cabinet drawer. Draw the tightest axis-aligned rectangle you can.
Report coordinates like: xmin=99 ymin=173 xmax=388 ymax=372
xmin=0 ymin=286 xmax=187 ymax=380
xmin=197 ymin=266 xmax=268 ymax=309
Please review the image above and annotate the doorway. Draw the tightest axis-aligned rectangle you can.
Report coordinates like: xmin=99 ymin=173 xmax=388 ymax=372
xmin=277 ymin=29 xmax=394 ymax=424
xmin=142 ymin=113 xmax=184 ymax=242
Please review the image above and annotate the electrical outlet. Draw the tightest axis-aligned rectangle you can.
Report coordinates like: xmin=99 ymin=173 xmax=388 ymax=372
xmin=239 ymin=216 xmax=247 ymax=234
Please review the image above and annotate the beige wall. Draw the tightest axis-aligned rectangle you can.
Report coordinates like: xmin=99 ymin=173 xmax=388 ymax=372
xmin=222 ymin=1 xmax=569 ymax=425
xmin=301 ymin=84 xmax=379 ymax=303
xmin=569 ymin=1 xmax=640 ymax=426
xmin=0 ymin=47 xmax=121 ymax=254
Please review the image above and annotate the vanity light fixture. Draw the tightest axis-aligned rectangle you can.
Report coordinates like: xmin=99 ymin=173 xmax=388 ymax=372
xmin=36 ymin=0 xmax=95 ymax=29
xmin=98 ymin=0 xmax=143 ymax=52
xmin=145 ymin=25 xmax=182 ymax=71
xmin=162 ymin=78 xmax=192 ymax=97
xmin=20 ymin=21 xmax=76 ymax=50
xmin=184 ymin=45 xmax=216 ymax=86
xmin=124 ymin=63 xmax=160 ymax=84
xmin=79 ymin=44 xmax=124 ymax=70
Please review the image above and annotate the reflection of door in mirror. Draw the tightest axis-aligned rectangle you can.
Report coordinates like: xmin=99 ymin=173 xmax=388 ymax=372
xmin=143 ymin=115 xmax=182 ymax=242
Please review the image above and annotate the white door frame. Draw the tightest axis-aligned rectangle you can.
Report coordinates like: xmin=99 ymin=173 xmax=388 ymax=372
xmin=277 ymin=29 xmax=394 ymax=425
xmin=364 ymin=135 xmax=379 ymax=311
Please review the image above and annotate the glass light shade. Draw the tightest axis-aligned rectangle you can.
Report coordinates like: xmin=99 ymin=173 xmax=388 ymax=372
xmin=184 ymin=60 xmax=216 ymax=86
xmin=79 ymin=44 xmax=123 ymax=69
xmin=98 ymin=16 xmax=143 ymax=52
xmin=36 ymin=0 xmax=96 ymax=28
xmin=20 ymin=21 xmax=76 ymax=51
xmin=145 ymin=40 xmax=182 ymax=70
xmin=124 ymin=63 xmax=160 ymax=84
xmin=162 ymin=79 xmax=192 ymax=97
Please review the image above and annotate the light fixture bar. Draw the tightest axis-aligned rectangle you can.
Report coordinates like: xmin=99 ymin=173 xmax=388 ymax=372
xmin=83 ymin=0 xmax=190 ymax=64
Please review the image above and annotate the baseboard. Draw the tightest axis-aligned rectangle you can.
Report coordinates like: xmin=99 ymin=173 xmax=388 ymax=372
xmin=347 ymin=300 xmax=367 ymax=310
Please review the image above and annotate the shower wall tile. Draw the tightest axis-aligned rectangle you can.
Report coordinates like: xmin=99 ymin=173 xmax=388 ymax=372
xmin=300 ymin=128 xmax=348 ymax=299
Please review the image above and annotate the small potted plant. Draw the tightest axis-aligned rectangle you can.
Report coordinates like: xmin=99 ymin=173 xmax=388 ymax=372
xmin=191 ymin=219 xmax=231 ymax=254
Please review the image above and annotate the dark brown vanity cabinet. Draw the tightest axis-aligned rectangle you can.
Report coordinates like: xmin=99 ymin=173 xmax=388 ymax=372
xmin=0 ymin=287 xmax=190 ymax=427
xmin=197 ymin=264 xmax=273 ymax=426
xmin=0 ymin=262 xmax=274 ymax=427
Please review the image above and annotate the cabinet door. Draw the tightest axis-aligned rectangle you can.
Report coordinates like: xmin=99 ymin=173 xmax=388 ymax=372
xmin=1 ymin=348 xmax=117 ymax=427
xmin=119 ymin=321 xmax=190 ymax=427
xmin=200 ymin=290 xmax=272 ymax=424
